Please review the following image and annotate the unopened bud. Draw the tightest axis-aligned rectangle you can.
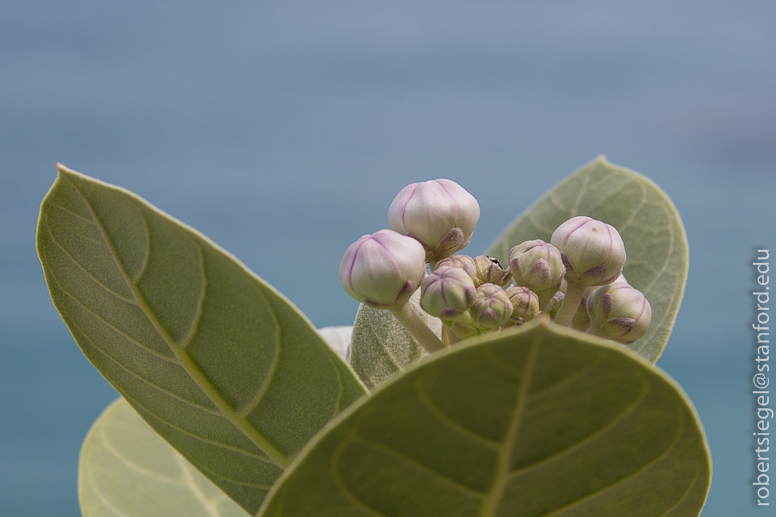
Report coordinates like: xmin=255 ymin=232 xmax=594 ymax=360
xmin=587 ymin=284 xmax=652 ymax=344
xmin=505 ymin=286 xmax=540 ymax=324
xmin=546 ymin=291 xmax=564 ymax=320
xmin=447 ymin=321 xmax=481 ymax=340
xmin=470 ymin=284 xmax=513 ymax=329
xmin=508 ymin=240 xmax=565 ymax=292
xmin=388 ymin=179 xmax=480 ymax=262
xmin=435 ymin=254 xmax=477 ymax=283
xmin=339 ymin=230 xmax=426 ymax=308
xmin=473 ymin=255 xmax=511 ymax=287
xmin=420 ymin=268 xmax=477 ymax=321
xmin=550 ymin=216 xmax=626 ymax=287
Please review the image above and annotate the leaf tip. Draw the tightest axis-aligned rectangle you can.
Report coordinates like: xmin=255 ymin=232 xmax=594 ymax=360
xmin=594 ymin=153 xmax=609 ymax=164
xmin=56 ymin=162 xmax=81 ymax=179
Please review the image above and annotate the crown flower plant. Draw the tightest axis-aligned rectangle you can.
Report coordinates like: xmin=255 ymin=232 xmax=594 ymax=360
xmin=37 ymin=157 xmax=709 ymax=516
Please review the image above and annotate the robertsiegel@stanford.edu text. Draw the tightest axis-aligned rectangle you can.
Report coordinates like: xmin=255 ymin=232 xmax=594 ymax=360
xmin=753 ymin=249 xmax=772 ymax=507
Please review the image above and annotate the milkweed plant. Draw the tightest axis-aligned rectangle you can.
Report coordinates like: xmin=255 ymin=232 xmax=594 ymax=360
xmin=37 ymin=156 xmax=711 ymax=516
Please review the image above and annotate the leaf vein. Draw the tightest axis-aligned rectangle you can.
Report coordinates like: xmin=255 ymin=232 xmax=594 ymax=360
xmin=61 ymin=173 xmax=290 ymax=468
xmin=479 ymin=329 xmax=542 ymax=517
xmin=509 ymin=379 xmax=650 ymax=478
xmin=415 ymin=381 xmax=500 ymax=449
xmin=43 ymin=252 xmax=178 ymax=364
xmin=352 ymin=434 xmax=487 ymax=498
xmin=331 ymin=427 xmax=389 ymax=517
xmin=541 ymin=407 xmax=686 ymax=516
xmin=45 ymin=218 xmax=137 ymax=305
xmin=98 ymin=426 xmax=185 ymax=486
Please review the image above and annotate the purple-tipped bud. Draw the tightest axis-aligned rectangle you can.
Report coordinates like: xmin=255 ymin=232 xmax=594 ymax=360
xmin=420 ymin=268 xmax=477 ymax=321
xmin=550 ymin=216 xmax=626 ymax=287
xmin=473 ymin=255 xmax=512 ymax=287
xmin=435 ymin=254 xmax=477 ymax=283
xmin=508 ymin=239 xmax=565 ymax=292
xmin=470 ymin=284 xmax=513 ymax=330
xmin=339 ymin=230 xmax=426 ymax=308
xmin=388 ymin=179 xmax=480 ymax=262
xmin=505 ymin=286 xmax=540 ymax=324
xmin=587 ymin=284 xmax=652 ymax=344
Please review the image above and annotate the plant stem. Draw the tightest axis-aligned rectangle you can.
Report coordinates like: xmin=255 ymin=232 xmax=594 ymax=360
xmin=389 ymin=302 xmax=446 ymax=353
xmin=554 ymin=282 xmax=586 ymax=327
xmin=442 ymin=326 xmax=452 ymax=348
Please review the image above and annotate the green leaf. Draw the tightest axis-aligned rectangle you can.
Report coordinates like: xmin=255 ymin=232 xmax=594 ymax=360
xmin=487 ymin=156 xmax=688 ymax=362
xmin=37 ymin=165 xmax=367 ymax=514
xmin=80 ymin=398 xmax=249 ymax=517
xmin=258 ymin=322 xmax=711 ymax=517
xmin=350 ymin=292 xmax=441 ymax=390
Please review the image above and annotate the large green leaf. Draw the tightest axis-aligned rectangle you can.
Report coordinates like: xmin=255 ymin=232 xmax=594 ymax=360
xmin=350 ymin=291 xmax=441 ymax=390
xmin=258 ymin=322 xmax=711 ymax=517
xmin=37 ymin=165 xmax=367 ymax=513
xmin=80 ymin=397 xmax=248 ymax=517
xmin=487 ymin=156 xmax=688 ymax=362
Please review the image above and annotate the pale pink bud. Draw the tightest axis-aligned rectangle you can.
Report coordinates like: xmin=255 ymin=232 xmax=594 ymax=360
xmin=505 ymin=286 xmax=540 ymax=324
xmin=508 ymin=239 xmax=565 ymax=292
xmin=420 ymin=268 xmax=477 ymax=320
xmin=587 ymin=284 xmax=652 ymax=344
xmin=470 ymin=284 xmax=513 ymax=329
xmin=435 ymin=254 xmax=477 ymax=283
xmin=339 ymin=230 xmax=426 ymax=308
xmin=550 ymin=216 xmax=626 ymax=287
xmin=388 ymin=179 xmax=480 ymax=262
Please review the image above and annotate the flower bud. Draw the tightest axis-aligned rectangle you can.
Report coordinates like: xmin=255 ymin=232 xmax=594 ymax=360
xmin=505 ymin=286 xmax=540 ymax=324
xmin=470 ymin=284 xmax=513 ymax=330
xmin=339 ymin=230 xmax=426 ymax=308
xmin=388 ymin=179 xmax=480 ymax=262
xmin=508 ymin=240 xmax=565 ymax=292
xmin=586 ymin=284 xmax=652 ymax=344
xmin=447 ymin=321 xmax=481 ymax=340
xmin=546 ymin=291 xmax=564 ymax=320
xmin=435 ymin=254 xmax=477 ymax=283
xmin=473 ymin=255 xmax=511 ymax=287
xmin=420 ymin=268 xmax=477 ymax=321
xmin=550 ymin=216 xmax=626 ymax=287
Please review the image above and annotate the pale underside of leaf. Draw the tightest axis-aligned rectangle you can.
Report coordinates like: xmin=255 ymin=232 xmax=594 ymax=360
xmin=350 ymin=291 xmax=441 ymax=390
xmin=38 ymin=165 xmax=366 ymax=513
xmin=258 ymin=322 xmax=710 ymax=517
xmin=80 ymin=398 xmax=249 ymax=517
xmin=486 ymin=156 xmax=689 ymax=363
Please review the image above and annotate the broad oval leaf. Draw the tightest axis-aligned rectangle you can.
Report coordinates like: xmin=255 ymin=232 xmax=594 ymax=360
xmin=37 ymin=165 xmax=367 ymax=513
xmin=80 ymin=398 xmax=248 ymax=517
xmin=350 ymin=291 xmax=442 ymax=390
xmin=259 ymin=322 xmax=711 ymax=517
xmin=487 ymin=156 xmax=688 ymax=362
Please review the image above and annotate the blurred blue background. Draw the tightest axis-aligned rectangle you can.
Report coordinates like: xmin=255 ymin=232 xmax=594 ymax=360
xmin=2 ymin=1 xmax=774 ymax=515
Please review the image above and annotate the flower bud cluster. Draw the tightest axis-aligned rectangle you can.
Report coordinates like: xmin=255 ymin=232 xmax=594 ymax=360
xmin=339 ymin=177 xmax=652 ymax=349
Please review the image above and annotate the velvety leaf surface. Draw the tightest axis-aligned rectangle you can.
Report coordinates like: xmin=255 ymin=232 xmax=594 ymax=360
xmin=38 ymin=165 xmax=367 ymax=513
xmin=350 ymin=291 xmax=441 ymax=390
xmin=487 ymin=156 xmax=688 ymax=362
xmin=259 ymin=322 xmax=710 ymax=517
xmin=80 ymin=398 xmax=248 ymax=517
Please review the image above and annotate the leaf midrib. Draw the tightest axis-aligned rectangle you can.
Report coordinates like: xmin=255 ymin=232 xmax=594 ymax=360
xmin=61 ymin=173 xmax=291 ymax=469
xmin=478 ymin=329 xmax=542 ymax=517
